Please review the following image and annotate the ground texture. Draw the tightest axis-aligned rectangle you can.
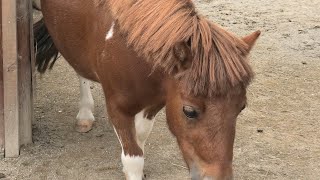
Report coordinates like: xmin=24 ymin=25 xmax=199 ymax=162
xmin=0 ymin=0 xmax=319 ymax=179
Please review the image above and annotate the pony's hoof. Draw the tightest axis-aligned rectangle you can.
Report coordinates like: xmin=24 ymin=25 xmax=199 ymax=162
xmin=75 ymin=120 xmax=93 ymax=133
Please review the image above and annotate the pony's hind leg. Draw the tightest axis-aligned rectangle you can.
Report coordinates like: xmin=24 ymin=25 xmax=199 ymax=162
xmin=76 ymin=75 xmax=95 ymax=133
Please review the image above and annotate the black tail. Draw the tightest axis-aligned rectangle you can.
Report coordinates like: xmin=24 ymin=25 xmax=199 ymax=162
xmin=34 ymin=18 xmax=59 ymax=73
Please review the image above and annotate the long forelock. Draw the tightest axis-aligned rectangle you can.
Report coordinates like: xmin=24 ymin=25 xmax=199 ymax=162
xmin=108 ymin=0 xmax=254 ymax=96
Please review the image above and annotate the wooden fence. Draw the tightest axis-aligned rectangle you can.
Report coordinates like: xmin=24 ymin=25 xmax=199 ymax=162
xmin=0 ymin=0 xmax=34 ymax=157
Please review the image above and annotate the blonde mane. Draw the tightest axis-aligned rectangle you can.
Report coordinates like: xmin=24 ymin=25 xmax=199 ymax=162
xmin=108 ymin=0 xmax=254 ymax=96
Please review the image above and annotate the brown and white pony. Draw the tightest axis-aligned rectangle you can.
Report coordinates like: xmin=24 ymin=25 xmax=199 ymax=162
xmin=34 ymin=0 xmax=260 ymax=179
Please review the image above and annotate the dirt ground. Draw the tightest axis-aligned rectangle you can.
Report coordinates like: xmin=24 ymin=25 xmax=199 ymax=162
xmin=1 ymin=0 xmax=320 ymax=179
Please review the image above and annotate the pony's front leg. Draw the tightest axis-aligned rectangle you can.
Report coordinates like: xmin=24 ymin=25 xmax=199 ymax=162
xmin=109 ymin=106 xmax=153 ymax=180
xmin=75 ymin=75 xmax=95 ymax=132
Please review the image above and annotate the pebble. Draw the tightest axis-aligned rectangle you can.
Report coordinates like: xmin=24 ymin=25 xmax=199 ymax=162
xmin=96 ymin=133 xmax=104 ymax=137
xmin=257 ymin=129 xmax=264 ymax=133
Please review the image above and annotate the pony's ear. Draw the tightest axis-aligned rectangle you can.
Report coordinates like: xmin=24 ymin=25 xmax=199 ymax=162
xmin=242 ymin=30 xmax=261 ymax=51
xmin=172 ymin=42 xmax=192 ymax=74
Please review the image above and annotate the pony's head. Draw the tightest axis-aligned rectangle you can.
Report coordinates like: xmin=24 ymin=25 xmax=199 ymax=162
xmin=165 ymin=30 xmax=260 ymax=179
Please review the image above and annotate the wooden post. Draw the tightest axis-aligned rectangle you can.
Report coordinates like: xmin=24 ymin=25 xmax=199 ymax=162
xmin=2 ymin=0 xmax=20 ymax=157
xmin=0 ymin=0 xmax=4 ymax=154
xmin=1 ymin=0 xmax=33 ymax=157
xmin=17 ymin=0 xmax=33 ymax=146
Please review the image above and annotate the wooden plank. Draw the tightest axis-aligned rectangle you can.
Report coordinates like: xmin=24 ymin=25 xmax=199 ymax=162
xmin=30 ymin=2 xmax=36 ymax=113
xmin=17 ymin=0 xmax=33 ymax=146
xmin=2 ymin=0 xmax=20 ymax=157
xmin=0 ymin=0 xmax=4 ymax=154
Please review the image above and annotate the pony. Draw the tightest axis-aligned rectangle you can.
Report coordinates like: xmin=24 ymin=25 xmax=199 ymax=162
xmin=34 ymin=0 xmax=260 ymax=179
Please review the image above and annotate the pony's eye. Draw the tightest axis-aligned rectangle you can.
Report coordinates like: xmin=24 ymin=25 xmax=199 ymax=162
xmin=183 ymin=106 xmax=199 ymax=119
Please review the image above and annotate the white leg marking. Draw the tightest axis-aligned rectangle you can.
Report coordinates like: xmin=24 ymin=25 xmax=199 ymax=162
xmin=76 ymin=76 xmax=94 ymax=122
xmin=121 ymin=152 xmax=144 ymax=180
xmin=134 ymin=110 xmax=155 ymax=153
xmin=105 ymin=22 xmax=115 ymax=40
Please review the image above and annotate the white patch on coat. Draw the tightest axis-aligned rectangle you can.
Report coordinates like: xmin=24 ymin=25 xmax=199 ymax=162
xmin=76 ymin=76 xmax=95 ymax=121
xmin=105 ymin=22 xmax=115 ymax=40
xmin=134 ymin=110 xmax=155 ymax=153
xmin=121 ymin=152 xmax=144 ymax=180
